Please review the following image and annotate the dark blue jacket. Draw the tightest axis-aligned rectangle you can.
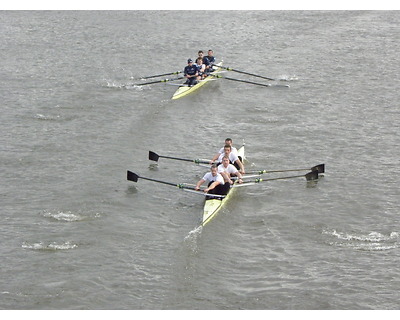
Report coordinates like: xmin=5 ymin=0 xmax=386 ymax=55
xmin=184 ymin=65 xmax=198 ymax=76
xmin=204 ymin=56 xmax=215 ymax=66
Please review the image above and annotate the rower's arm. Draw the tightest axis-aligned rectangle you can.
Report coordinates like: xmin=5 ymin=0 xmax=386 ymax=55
xmin=236 ymin=160 xmax=245 ymax=174
xmin=210 ymin=153 xmax=220 ymax=163
xmin=195 ymin=179 xmax=205 ymax=190
xmin=205 ymin=181 xmax=220 ymax=192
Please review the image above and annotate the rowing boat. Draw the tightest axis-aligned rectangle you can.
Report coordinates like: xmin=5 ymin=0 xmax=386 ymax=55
xmin=171 ymin=61 xmax=223 ymax=100
xmin=202 ymin=144 xmax=245 ymax=226
xmin=129 ymin=147 xmax=321 ymax=227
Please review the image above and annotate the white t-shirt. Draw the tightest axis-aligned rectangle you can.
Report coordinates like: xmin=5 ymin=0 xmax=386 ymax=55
xmin=218 ymin=163 xmax=238 ymax=175
xmin=217 ymin=152 xmax=239 ymax=164
xmin=218 ymin=146 xmax=238 ymax=156
xmin=202 ymin=172 xmax=225 ymax=185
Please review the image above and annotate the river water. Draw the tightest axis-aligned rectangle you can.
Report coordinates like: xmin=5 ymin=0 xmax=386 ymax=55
xmin=1 ymin=10 xmax=399 ymax=310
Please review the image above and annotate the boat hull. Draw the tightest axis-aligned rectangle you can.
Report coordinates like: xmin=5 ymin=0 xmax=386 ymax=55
xmin=171 ymin=62 xmax=223 ymax=100
xmin=201 ymin=145 xmax=245 ymax=226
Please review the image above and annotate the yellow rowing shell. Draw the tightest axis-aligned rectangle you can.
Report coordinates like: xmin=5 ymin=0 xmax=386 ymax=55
xmin=171 ymin=62 xmax=223 ymax=100
xmin=202 ymin=144 xmax=245 ymax=226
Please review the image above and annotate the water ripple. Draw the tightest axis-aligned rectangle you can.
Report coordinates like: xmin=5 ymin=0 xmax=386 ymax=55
xmin=323 ymin=229 xmax=399 ymax=251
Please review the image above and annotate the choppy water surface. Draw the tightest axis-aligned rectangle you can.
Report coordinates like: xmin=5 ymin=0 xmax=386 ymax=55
xmin=1 ymin=11 xmax=399 ymax=309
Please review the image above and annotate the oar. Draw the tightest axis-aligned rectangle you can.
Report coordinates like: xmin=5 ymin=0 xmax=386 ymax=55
xmin=184 ymin=189 xmax=226 ymax=198
xmin=149 ymin=151 xmax=212 ymax=165
xmin=214 ymin=75 xmax=289 ymax=88
xmin=130 ymin=77 xmax=184 ymax=86
xmin=127 ymin=170 xmax=199 ymax=190
xmin=233 ymin=171 xmax=318 ymax=188
xmin=141 ymin=71 xmax=182 ymax=79
xmin=247 ymin=164 xmax=325 ymax=175
xmin=127 ymin=171 xmax=225 ymax=198
xmin=213 ymin=64 xmax=280 ymax=81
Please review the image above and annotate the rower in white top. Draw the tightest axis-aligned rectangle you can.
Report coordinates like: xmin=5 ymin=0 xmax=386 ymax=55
xmin=212 ymin=144 xmax=245 ymax=174
xmin=212 ymin=138 xmax=238 ymax=160
xmin=195 ymin=164 xmax=230 ymax=195
xmin=218 ymin=156 xmax=243 ymax=185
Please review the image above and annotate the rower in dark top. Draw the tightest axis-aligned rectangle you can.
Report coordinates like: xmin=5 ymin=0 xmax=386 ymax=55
xmin=184 ymin=59 xmax=199 ymax=87
xmin=204 ymin=49 xmax=216 ymax=75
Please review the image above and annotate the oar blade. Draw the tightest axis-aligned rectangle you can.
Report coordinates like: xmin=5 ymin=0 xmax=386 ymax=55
xmin=127 ymin=171 xmax=139 ymax=183
xmin=148 ymin=151 xmax=160 ymax=162
xmin=312 ymin=163 xmax=325 ymax=173
xmin=305 ymin=171 xmax=319 ymax=181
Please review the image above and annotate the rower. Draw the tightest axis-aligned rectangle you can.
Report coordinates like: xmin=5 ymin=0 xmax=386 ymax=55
xmin=195 ymin=164 xmax=230 ymax=196
xmin=211 ymin=138 xmax=239 ymax=163
xmin=214 ymin=144 xmax=245 ymax=174
xmin=204 ymin=49 xmax=216 ymax=75
xmin=195 ymin=57 xmax=206 ymax=80
xmin=218 ymin=156 xmax=243 ymax=185
xmin=197 ymin=50 xmax=207 ymax=66
xmin=184 ymin=59 xmax=199 ymax=87
xmin=221 ymin=138 xmax=238 ymax=156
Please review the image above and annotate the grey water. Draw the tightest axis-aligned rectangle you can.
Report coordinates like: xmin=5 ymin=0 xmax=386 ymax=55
xmin=1 ymin=11 xmax=399 ymax=310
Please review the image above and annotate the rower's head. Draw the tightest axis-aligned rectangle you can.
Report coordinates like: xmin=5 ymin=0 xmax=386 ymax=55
xmin=210 ymin=164 xmax=218 ymax=176
xmin=208 ymin=49 xmax=213 ymax=56
xmin=187 ymin=58 xmax=193 ymax=64
xmin=198 ymin=50 xmax=204 ymax=57
xmin=223 ymin=144 xmax=232 ymax=154
xmin=224 ymin=138 xmax=233 ymax=146
xmin=196 ymin=58 xmax=203 ymax=64
xmin=222 ymin=156 xmax=230 ymax=167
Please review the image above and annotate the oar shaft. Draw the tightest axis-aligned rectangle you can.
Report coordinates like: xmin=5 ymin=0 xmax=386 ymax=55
xmin=131 ymin=77 xmax=184 ymax=86
xmin=249 ymin=168 xmax=310 ymax=174
xmin=236 ymin=171 xmax=318 ymax=187
xmin=127 ymin=171 xmax=197 ymax=190
xmin=222 ymin=76 xmax=272 ymax=87
xmin=216 ymin=65 xmax=276 ymax=81
xmin=248 ymin=164 xmax=325 ymax=174
xmin=184 ymin=189 xmax=226 ymax=198
xmin=142 ymin=71 xmax=182 ymax=79
xmin=138 ymin=176 xmax=180 ymax=187
xmin=149 ymin=151 xmax=211 ymax=165
xmin=159 ymin=155 xmax=203 ymax=163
